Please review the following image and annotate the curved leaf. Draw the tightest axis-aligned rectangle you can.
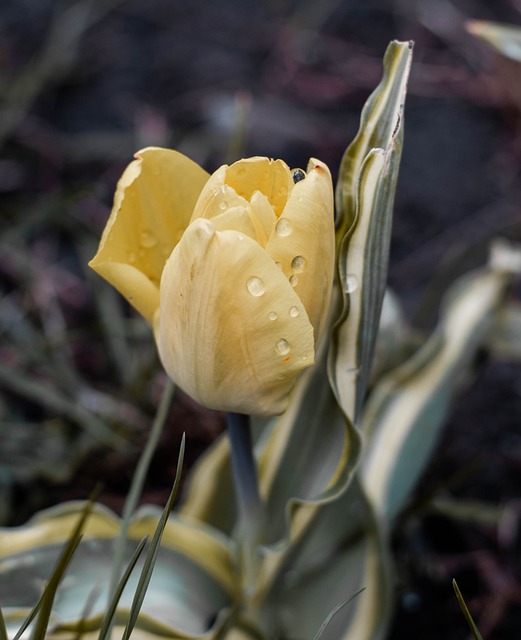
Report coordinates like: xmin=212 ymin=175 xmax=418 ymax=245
xmin=0 ymin=503 xmax=238 ymax=639
xmin=467 ymin=20 xmax=521 ymax=62
xmin=179 ymin=435 xmax=236 ymax=535
xmin=360 ymin=266 xmax=513 ymax=523
xmin=257 ymin=340 xmax=358 ymax=547
xmin=259 ymin=479 xmax=392 ymax=640
xmin=329 ymin=40 xmax=413 ymax=425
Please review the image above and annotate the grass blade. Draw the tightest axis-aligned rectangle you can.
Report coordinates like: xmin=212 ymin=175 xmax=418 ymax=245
xmin=108 ymin=379 xmax=174 ymax=600
xmin=312 ymin=588 xmax=365 ymax=640
xmin=453 ymin=579 xmax=484 ymax=640
xmin=0 ymin=607 xmax=8 ymax=640
xmin=97 ymin=536 xmax=148 ymax=640
xmin=121 ymin=434 xmax=185 ymax=640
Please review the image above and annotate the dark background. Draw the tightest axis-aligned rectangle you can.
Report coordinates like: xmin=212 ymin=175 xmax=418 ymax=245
xmin=1 ymin=0 xmax=521 ymax=638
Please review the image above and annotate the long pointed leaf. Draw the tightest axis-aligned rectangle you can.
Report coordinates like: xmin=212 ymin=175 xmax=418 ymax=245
xmin=330 ymin=40 xmax=413 ymax=425
xmin=360 ymin=266 xmax=512 ymax=523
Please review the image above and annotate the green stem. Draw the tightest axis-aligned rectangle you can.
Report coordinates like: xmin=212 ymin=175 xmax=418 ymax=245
xmin=226 ymin=413 xmax=263 ymax=594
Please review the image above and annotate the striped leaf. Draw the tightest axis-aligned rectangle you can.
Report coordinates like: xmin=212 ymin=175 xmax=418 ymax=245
xmin=360 ymin=265 xmax=513 ymax=523
xmin=329 ymin=40 xmax=413 ymax=425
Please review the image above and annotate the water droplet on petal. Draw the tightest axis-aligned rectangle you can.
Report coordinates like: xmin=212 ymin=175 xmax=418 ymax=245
xmin=289 ymin=306 xmax=299 ymax=317
xmin=140 ymin=230 xmax=157 ymax=248
xmin=246 ymin=276 xmax=265 ymax=296
xmin=345 ymin=274 xmax=358 ymax=293
xmin=219 ymin=201 xmax=228 ymax=211
xmin=275 ymin=218 xmax=292 ymax=237
xmin=268 ymin=311 xmax=278 ymax=321
xmin=276 ymin=338 xmax=290 ymax=356
xmin=289 ymin=274 xmax=299 ymax=287
xmin=291 ymin=255 xmax=306 ymax=273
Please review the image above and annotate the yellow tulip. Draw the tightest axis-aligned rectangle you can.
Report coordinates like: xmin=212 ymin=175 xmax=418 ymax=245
xmin=90 ymin=147 xmax=334 ymax=416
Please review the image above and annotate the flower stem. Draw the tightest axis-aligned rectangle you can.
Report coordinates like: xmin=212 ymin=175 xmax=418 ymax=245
xmin=226 ymin=412 xmax=263 ymax=593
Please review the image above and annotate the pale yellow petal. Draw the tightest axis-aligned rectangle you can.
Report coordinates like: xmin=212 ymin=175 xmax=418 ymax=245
xmin=189 ymin=165 xmax=228 ymax=222
xmin=209 ymin=206 xmax=258 ymax=241
xmin=225 ymin=157 xmax=293 ymax=217
xmin=264 ymin=158 xmax=335 ymax=341
xmin=158 ymin=219 xmax=315 ymax=416
xmin=191 ymin=180 xmax=250 ymax=222
xmin=249 ymin=191 xmax=277 ymax=246
xmin=89 ymin=147 xmax=209 ymax=324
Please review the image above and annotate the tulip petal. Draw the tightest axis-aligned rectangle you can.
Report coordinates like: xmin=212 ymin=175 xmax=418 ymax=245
xmin=249 ymin=191 xmax=277 ymax=247
xmin=158 ymin=219 xmax=315 ymax=416
xmin=208 ymin=206 xmax=258 ymax=241
xmin=265 ymin=159 xmax=335 ymax=341
xmin=89 ymin=147 xmax=209 ymax=324
xmin=225 ymin=157 xmax=293 ymax=217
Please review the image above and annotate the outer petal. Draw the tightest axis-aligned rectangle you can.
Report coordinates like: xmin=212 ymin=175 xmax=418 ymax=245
xmin=265 ymin=159 xmax=335 ymax=341
xmin=157 ymin=219 xmax=315 ymax=416
xmin=89 ymin=147 xmax=209 ymax=324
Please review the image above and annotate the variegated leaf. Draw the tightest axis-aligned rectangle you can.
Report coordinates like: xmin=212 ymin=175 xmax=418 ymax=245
xmin=360 ymin=266 xmax=513 ymax=523
xmin=0 ymin=502 xmax=238 ymax=639
xmin=259 ymin=478 xmax=392 ymax=640
xmin=467 ymin=20 xmax=521 ymax=62
xmin=329 ymin=40 xmax=413 ymax=425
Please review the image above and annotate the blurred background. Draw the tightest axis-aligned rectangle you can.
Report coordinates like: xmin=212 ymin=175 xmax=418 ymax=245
xmin=1 ymin=0 xmax=521 ymax=637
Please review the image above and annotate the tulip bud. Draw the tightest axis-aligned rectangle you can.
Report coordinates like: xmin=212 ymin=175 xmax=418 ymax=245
xmin=90 ymin=148 xmax=334 ymax=416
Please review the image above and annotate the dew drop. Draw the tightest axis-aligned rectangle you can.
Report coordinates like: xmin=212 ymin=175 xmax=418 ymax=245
xmin=246 ymin=276 xmax=266 ymax=296
xmin=219 ymin=201 xmax=228 ymax=211
xmin=289 ymin=306 xmax=299 ymax=317
xmin=289 ymin=274 xmax=299 ymax=287
xmin=275 ymin=218 xmax=292 ymax=237
xmin=140 ymin=230 xmax=157 ymax=248
xmin=268 ymin=311 xmax=278 ymax=321
xmin=276 ymin=338 xmax=290 ymax=356
xmin=291 ymin=255 xmax=306 ymax=273
xmin=345 ymin=274 xmax=358 ymax=293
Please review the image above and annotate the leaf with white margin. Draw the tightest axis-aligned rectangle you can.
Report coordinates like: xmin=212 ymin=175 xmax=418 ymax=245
xmin=488 ymin=302 xmax=521 ymax=362
xmin=0 ymin=502 xmax=238 ymax=639
xmin=467 ymin=20 xmax=521 ymax=62
xmin=329 ymin=40 xmax=413 ymax=425
xmin=258 ymin=478 xmax=392 ymax=640
xmin=257 ymin=338 xmax=358 ymax=547
xmin=360 ymin=266 xmax=513 ymax=524
xmin=179 ymin=434 xmax=236 ymax=535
